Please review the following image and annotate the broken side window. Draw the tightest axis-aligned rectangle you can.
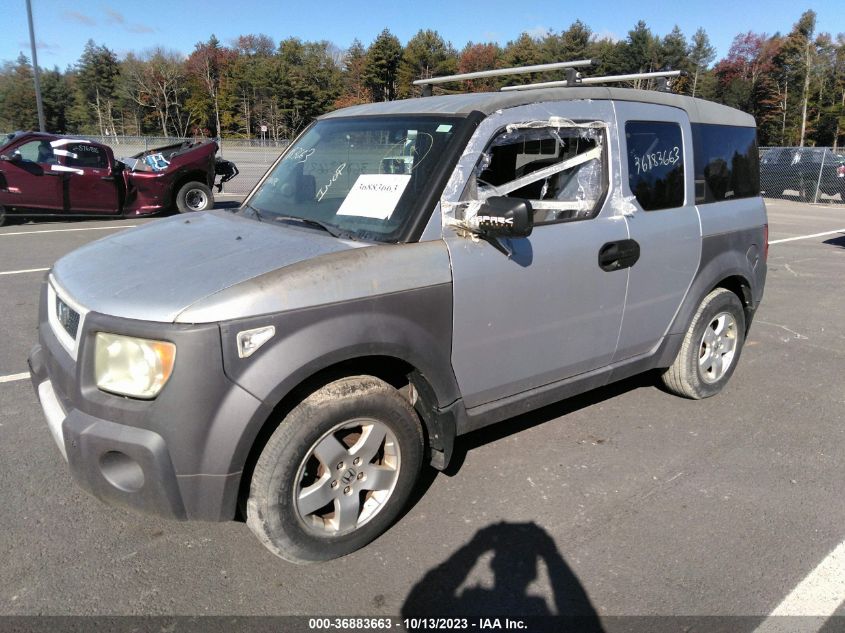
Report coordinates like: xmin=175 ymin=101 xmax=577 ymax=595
xmin=462 ymin=124 xmax=607 ymax=225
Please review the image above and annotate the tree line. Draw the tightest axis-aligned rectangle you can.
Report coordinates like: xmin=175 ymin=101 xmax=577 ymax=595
xmin=1 ymin=10 xmax=842 ymax=148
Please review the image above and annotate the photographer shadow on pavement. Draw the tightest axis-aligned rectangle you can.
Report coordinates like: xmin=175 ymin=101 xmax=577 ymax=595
xmin=402 ymin=521 xmax=604 ymax=632
xmin=823 ymin=235 xmax=845 ymax=249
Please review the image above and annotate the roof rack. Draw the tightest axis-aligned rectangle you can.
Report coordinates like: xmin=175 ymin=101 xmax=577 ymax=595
xmin=413 ymin=61 xmax=685 ymax=96
xmin=500 ymin=70 xmax=684 ymax=92
xmin=412 ymin=60 xmax=594 ymax=96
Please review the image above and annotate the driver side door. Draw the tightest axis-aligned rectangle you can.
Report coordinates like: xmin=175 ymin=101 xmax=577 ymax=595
xmin=0 ymin=139 xmax=63 ymax=211
xmin=444 ymin=102 xmax=630 ymax=410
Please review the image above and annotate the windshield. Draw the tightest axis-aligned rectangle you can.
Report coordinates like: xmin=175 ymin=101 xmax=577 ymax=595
xmin=245 ymin=115 xmax=467 ymax=242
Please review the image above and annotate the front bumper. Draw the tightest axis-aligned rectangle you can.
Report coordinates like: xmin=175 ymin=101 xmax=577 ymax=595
xmin=31 ymin=351 xmax=189 ymax=519
xmin=30 ymin=343 xmax=190 ymax=519
xmin=29 ymin=283 xmax=272 ymax=521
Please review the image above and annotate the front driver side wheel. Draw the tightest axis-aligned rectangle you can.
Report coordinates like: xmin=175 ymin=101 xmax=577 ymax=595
xmin=246 ymin=376 xmax=424 ymax=564
xmin=661 ymin=288 xmax=746 ymax=400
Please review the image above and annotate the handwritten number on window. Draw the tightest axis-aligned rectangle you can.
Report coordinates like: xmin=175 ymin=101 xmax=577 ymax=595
xmin=633 ymin=146 xmax=681 ymax=174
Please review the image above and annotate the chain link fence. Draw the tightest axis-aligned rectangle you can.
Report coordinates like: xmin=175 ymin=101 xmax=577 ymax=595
xmin=759 ymin=146 xmax=845 ymax=205
xmin=214 ymin=139 xmax=289 ymax=196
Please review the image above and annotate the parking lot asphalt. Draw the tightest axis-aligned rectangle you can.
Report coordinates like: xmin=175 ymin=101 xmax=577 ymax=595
xmin=0 ymin=200 xmax=843 ymax=624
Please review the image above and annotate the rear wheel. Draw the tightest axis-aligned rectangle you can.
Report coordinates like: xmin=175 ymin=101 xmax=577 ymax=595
xmin=175 ymin=181 xmax=214 ymax=213
xmin=0 ymin=206 xmax=5 ymax=227
xmin=797 ymin=177 xmax=815 ymax=203
xmin=246 ymin=376 xmax=424 ymax=564
xmin=661 ymin=288 xmax=746 ymax=400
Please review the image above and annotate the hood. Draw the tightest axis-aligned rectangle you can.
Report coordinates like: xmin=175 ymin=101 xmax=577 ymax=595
xmin=51 ymin=210 xmax=362 ymax=323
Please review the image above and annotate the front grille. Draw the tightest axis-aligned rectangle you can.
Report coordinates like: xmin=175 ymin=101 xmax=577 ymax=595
xmin=55 ymin=296 xmax=80 ymax=339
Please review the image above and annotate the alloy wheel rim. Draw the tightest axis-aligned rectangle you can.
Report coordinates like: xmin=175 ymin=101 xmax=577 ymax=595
xmin=293 ymin=419 xmax=401 ymax=537
xmin=699 ymin=312 xmax=738 ymax=383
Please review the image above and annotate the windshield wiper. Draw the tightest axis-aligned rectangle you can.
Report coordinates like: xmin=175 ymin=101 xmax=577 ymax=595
xmin=272 ymin=215 xmax=355 ymax=240
xmin=241 ymin=203 xmax=265 ymax=221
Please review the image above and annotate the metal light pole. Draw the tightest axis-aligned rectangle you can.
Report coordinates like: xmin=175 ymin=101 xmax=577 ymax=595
xmin=26 ymin=0 xmax=46 ymax=132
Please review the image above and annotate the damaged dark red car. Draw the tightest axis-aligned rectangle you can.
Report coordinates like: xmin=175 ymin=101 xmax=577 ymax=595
xmin=0 ymin=132 xmax=238 ymax=226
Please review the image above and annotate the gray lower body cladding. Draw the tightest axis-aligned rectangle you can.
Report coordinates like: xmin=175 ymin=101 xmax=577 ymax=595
xmin=29 ymin=281 xmax=271 ymax=521
xmin=29 ymin=280 xmax=458 ymax=522
xmin=218 ymin=283 xmax=458 ymax=409
xmin=216 ymin=282 xmax=460 ymax=471
xmin=669 ymin=226 xmax=766 ymax=338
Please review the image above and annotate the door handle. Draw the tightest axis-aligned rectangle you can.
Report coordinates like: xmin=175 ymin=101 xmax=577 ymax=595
xmin=100 ymin=176 xmax=115 ymax=181
xmin=598 ymin=239 xmax=640 ymax=271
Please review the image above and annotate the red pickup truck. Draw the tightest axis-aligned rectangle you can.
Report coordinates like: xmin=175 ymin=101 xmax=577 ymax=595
xmin=0 ymin=132 xmax=238 ymax=226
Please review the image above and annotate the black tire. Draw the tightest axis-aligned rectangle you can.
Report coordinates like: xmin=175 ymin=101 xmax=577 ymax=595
xmin=246 ymin=376 xmax=424 ymax=564
xmin=0 ymin=206 xmax=5 ymax=227
xmin=175 ymin=181 xmax=214 ymax=213
xmin=797 ymin=177 xmax=815 ymax=203
xmin=661 ymin=288 xmax=746 ymax=400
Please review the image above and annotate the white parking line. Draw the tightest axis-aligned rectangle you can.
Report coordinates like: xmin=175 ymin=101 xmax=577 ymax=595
xmin=753 ymin=541 xmax=845 ymax=632
xmin=0 ymin=225 xmax=136 ymax=237
xmin=769 ymin=229 xmax=845 ymax=245
xmin=0 ymin=267 xmax=49 ymax=276
xmin=0 ymin=372 xmax=29 ymax=384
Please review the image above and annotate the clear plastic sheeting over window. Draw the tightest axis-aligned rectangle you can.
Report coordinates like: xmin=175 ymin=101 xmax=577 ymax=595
xmin=459 ymin=124 xmax=607 ymax=226
xmin=504 ymin=117 xmax=605 ymax=135
xmin=608 ymin=190 xmax=638 ymax=217
xmin=439 ymin=101 xmax=626 ymax=234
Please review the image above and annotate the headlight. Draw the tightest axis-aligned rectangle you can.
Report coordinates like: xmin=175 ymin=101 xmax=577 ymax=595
xmin=94 ymin=333 xmax=176 ymax=399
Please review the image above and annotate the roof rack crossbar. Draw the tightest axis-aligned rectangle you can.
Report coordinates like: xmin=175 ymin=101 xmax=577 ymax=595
xmin=412 ymin=59 xmax=594 ymax=88
xmin=500 ymin=70 xmax=684 ymax=92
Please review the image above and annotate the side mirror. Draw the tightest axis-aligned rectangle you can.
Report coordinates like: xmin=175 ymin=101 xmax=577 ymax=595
xmin=476 ymin=196 xmax=533 ymax=238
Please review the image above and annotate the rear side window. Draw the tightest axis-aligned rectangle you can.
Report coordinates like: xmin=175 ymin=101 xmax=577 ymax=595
xmin=65 ymin=144 xmax=109 ymax=169
xmin=692 ymin=124 xmax=759 ymax=204
xmin=625 ymin=121 xmax=684 ymax=211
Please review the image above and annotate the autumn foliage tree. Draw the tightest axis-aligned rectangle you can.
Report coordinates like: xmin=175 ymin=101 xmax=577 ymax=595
xmin=186 ymin=35 xmax=235 ymax=137
xmin=458 ymin=43 xmax=501 ymax=92
xmin=334 ymin=40 xmax=370 ymax=108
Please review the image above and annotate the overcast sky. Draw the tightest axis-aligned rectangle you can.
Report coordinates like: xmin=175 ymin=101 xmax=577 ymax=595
xmin=2 ymin=0 xmax=841 ymax=69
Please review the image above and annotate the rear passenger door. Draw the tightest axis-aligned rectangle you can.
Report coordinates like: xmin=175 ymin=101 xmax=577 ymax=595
xmin=612 ymin=103 xmax=701 ymax=361
xmin=58 ymin=141 xmax=120 ymax=213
